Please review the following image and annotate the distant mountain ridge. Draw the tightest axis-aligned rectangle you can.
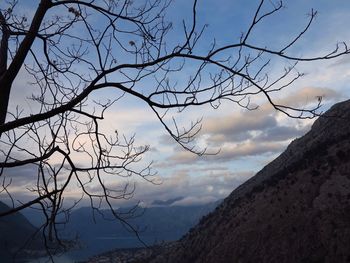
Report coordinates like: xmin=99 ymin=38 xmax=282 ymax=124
xmin=148 ymin=99 xmax=350 ymax=263
xmin=57 ymin=201 xmax=220 ymax=260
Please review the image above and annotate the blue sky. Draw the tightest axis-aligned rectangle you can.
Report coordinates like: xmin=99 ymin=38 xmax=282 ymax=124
xmin=2 ymin=0 xmax=350 ymax=208
xmin=102 ymin=0 xmax=350 ymax=206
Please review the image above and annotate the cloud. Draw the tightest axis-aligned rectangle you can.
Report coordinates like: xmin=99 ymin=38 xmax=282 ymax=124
xmin=157 ymin=169 xmax=252 ymax=206
xmin=270 ymin=86 xmax=341 ymax=109
xmin=151 ymin=196 xmax=185 ymax=206
xmin=169 ymin=141 xmax=285 ymax=165
xmin=204 ymin=114 xmax=276 ymax=138
xmin=204 ymin=114 xmax=277 ymax=144
xmin=171 ymin=196 xmax=218 ymax=206
xmin=254 ymin=125 xmax=309 ymax=142
xmin=2 ymin=164 xmax=38 ymax=186
xmin=3 ymin=85 xmax=340 ymax=209
xmin=329 ymin=56 xmax=350 ymax=68
xmin=95 ymin=167 xmax=255 ymax=208
xmin=210 ymin=141 xmax=286 ymax=162
xmin=148 ymin=87 xmax=339 ymax=204
xmin=160 ymin=86 xmax=339 ymax=166
xmin=168 ymin=149 xmax=198 ymax=165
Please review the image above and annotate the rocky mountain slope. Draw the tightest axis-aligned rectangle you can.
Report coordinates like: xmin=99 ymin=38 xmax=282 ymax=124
xmin=148 ymin=99 xmax=350 ymax=263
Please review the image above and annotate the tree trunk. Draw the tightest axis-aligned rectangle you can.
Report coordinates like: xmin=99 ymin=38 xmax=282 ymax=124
xmin=0 ymin=0 xmax=51 ymax=128
xmin=0 ymin=11 xmax=9 ymax=127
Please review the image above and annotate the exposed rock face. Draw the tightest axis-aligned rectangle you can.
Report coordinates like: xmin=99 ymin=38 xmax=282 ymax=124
xmin=150 ymin=99 xmax=350 ymax=263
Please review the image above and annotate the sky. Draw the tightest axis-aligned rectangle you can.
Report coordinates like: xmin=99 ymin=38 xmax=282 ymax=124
xmin=2 ymin=0 xmax=350 ymax=209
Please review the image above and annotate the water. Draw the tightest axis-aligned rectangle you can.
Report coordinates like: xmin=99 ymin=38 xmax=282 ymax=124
xmin=25 ymin=235 xmax=147 ymax=263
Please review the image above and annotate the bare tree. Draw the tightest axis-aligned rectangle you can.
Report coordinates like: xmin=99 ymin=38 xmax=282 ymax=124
xmin=0 ymin=0 xmax=348 ymax=254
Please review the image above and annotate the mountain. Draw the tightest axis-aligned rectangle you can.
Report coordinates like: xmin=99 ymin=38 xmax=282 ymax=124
xmin=148 ymin=99 xmax=350 ymax=263
xmin=59 ymin=201 xmax=219 ymax=260
xmin=21 ymin=206 xmax=47 ymax=228
xmin=0 ymin=201 xmax=43 ymax=262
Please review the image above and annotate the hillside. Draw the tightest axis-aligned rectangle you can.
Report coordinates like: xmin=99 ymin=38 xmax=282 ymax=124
xmin=0 ymin=201 xmax=42 ymax=262
xmin=149 ymin=99 xmax=350 ymax=263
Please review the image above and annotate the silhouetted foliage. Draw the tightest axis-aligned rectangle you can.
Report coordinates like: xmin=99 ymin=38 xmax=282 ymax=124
xmin=0 ymin=0 xmax=349 ymax=256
